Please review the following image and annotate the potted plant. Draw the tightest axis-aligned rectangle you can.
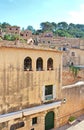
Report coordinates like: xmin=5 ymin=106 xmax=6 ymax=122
xmin=68 ymin=116 xmax=76 ymax=125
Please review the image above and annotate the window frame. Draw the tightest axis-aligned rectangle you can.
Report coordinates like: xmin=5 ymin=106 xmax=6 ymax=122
xmin=71 ymin=52 xmax=75 ymax=56
xmin=24 ymin=57 xmax=32 ymax=71
xmin=45 ymin=85 xmax=53 ymax=100
xmin=32 ymin=117 xmax=37 ymax=125
xmin=36 ymin=57 xmax=43 ymax=71
xmin=47 ymin=58 xmax=53 ymax=70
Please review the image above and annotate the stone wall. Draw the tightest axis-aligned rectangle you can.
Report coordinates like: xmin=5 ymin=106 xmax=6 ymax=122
xmin=58 ymin=85 xmax=84 ymax=126
xmin=0 ymin=84 xmax=83 ymax=130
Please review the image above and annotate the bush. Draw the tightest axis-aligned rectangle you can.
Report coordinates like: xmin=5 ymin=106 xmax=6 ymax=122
xmin=68 ymin=116 xmax=76 ymax=122
xmin=4 ymin=34 xmax=19 ymax=41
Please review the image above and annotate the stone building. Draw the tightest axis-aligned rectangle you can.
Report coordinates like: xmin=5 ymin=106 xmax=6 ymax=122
xmin=6 ymin=26 xmax=33 ymax=42
xmin=20 ymin=30 xmax=32 ymax=40
xmin=69 ymin=42 xmax=84 ymax=66
xmin=0 ymin=28 xmax=2 ymax=37
xmin=6 ymin=26 xmax=20 ymax=35
xmin=0 ymin=41 xmax=62 ymax=130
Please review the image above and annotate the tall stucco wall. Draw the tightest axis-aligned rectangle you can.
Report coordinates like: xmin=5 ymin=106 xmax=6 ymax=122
xmin=0 ymin=47 xmax=62 ymax=114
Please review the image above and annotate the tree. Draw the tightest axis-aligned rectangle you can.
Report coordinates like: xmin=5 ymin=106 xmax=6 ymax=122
xmin=1 ymin=22 xmax=11 ymax=28
xmin=26 ymin=25 xmax=35 ymax=33
xmin=57 ymin=22 xmax=68 ymax=30
xmin=76 ymin=24 xmax=84 ymax=31
xmin=51 ymin=22 xmax=57 ymax=32
xmin=35 ymin=29 xmax=43 ymax=35
xmin=40 ymin=22 xmax=53 ymax=32
xmin=68 ymin=23 xmax=76 ymax=30
xmin=21 ymin=27 xmax=25 ymax=31
xmin=56 ymin=29 xmax=71 ymax=37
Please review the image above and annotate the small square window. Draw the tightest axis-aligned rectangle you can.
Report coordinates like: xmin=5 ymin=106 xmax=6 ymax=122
xmin=72 ymin=52 xmax=75 ymax=56
xmin=48 ymin=41 xmax=50 ymax=43
xmin=43 ymin=41 xmax=45 ymax=43
xmin=31 ymin=128 xmax=34 ymax=130
xmin=32 ymin=117 xmax=37 ymax=125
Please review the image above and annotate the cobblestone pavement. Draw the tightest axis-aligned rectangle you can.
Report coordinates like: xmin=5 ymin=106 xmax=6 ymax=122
xmin=51 ymin=114 xmax=84 ymax=130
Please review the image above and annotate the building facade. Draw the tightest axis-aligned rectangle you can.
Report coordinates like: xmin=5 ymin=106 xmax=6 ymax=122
xmin=6 ymin=26 xmax=20 ymax=35
xmin=0 ymin=41 xmax=62 ymax=130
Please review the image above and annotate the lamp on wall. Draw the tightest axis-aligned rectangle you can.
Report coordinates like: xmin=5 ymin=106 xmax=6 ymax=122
xmin=62 ymin=98 xmax=67 ymax=104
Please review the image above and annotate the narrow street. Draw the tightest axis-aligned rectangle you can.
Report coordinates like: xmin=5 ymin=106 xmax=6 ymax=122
xmin=51 ymin=114 xmax=84 ymax=130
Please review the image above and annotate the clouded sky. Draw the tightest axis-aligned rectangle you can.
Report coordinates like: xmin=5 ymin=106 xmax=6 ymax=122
xmin=0 ymin=0 xmax=84 ymax=29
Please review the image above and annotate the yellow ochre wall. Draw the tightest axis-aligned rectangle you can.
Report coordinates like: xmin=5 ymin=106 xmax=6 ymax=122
xmin=0 ymin=46 xmax=62 ymax=114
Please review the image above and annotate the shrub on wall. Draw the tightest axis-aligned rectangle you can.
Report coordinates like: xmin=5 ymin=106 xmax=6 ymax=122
xmin=68 ymin=116 xmax=76 ymax=122
xmin=69 ymin=65 xmax=80 ymax=79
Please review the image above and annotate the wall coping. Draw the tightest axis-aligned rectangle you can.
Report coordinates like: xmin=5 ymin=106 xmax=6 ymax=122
xmin=0 ymin=101 xmax=61 ymax=123
xmin=62 ymin=81 xmax=84 ymax=89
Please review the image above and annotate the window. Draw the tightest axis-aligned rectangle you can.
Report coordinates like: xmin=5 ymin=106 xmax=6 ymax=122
xmin=72 ymin=52 xmax=75 ymax=56
xmin=10 ymin=122 xmax=25 ymax=130
xmin=32 ymin=117 xmax=37 ymax=125
xmin=10 ymin=28 xmax=12 ymax=30
xmin=63 ymin=47 xmax=66 ymax=51
xmin=47 ymin=58 xmax=53 ymax=70
xmin=24 ymin=57 xmax=32 ymax=71
xmin=20 ymin=33 xmax=24 ymax=36
xmin=71 ymin=62 xmax=74 ymax=66
xmin=43 ymin=41 xmax=45 ymax=43
xmin=45 ymin=85 xmax=53 ymax=100
xmin=36 ymin=57 xmax=43 ymax=71
xmin=48 ymin=41 xmax=50 ymax=43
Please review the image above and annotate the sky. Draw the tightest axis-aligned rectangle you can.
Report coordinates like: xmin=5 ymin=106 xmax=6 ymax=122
xmin=0 ymin=0 xmax=84 ymax=29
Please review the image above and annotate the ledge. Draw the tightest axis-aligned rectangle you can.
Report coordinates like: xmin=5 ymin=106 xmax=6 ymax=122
xmin=0 ymin=101 xmax=61 ymax=123
xmin=62 ymin=81 xmax=84 ymax=89
xmin=23 ymin=101 xmax=61 ymax=116
xmin=0 ymin=111 xmax=22 ymax=123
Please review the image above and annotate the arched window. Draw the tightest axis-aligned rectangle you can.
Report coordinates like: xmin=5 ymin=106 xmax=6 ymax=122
xmin=47 ymin=58 xmax=53 ymax=70
xmin=36 ymin=57 xmax=43 ymax=71
xmin=24 ymin=57 xmax=32 ymax=71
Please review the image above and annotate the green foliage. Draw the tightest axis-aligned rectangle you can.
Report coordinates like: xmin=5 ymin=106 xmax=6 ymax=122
xmin=69 ymin=65 xmax=80 ymax=78
xmin=40 ymin=21 xmax=84 ymax=38
xmin=68 ymin=116 xmax=76 ymax=122
xmin=57 ymin=22 xmax=68 ymax=30
xmin=3 ymin=34 xmax=19 ymax=41
xmin=40 ymin=22 xmax=54 ymax=32
xmin=1 ymin=21 xmax=84 ymax=38
xmin=55 ymin=29 xmax=72 ymax=37
xmin=26 ymin=25 xmax=35 ymax=33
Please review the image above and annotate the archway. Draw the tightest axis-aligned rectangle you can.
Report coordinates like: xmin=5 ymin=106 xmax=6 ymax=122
xmin=24 ymin=57 xmax=32 ymax=71
xmin=36 ymin=57 xmax=43 ymax=71
xmin=47 ymin=58 xmax=53 ymax=70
